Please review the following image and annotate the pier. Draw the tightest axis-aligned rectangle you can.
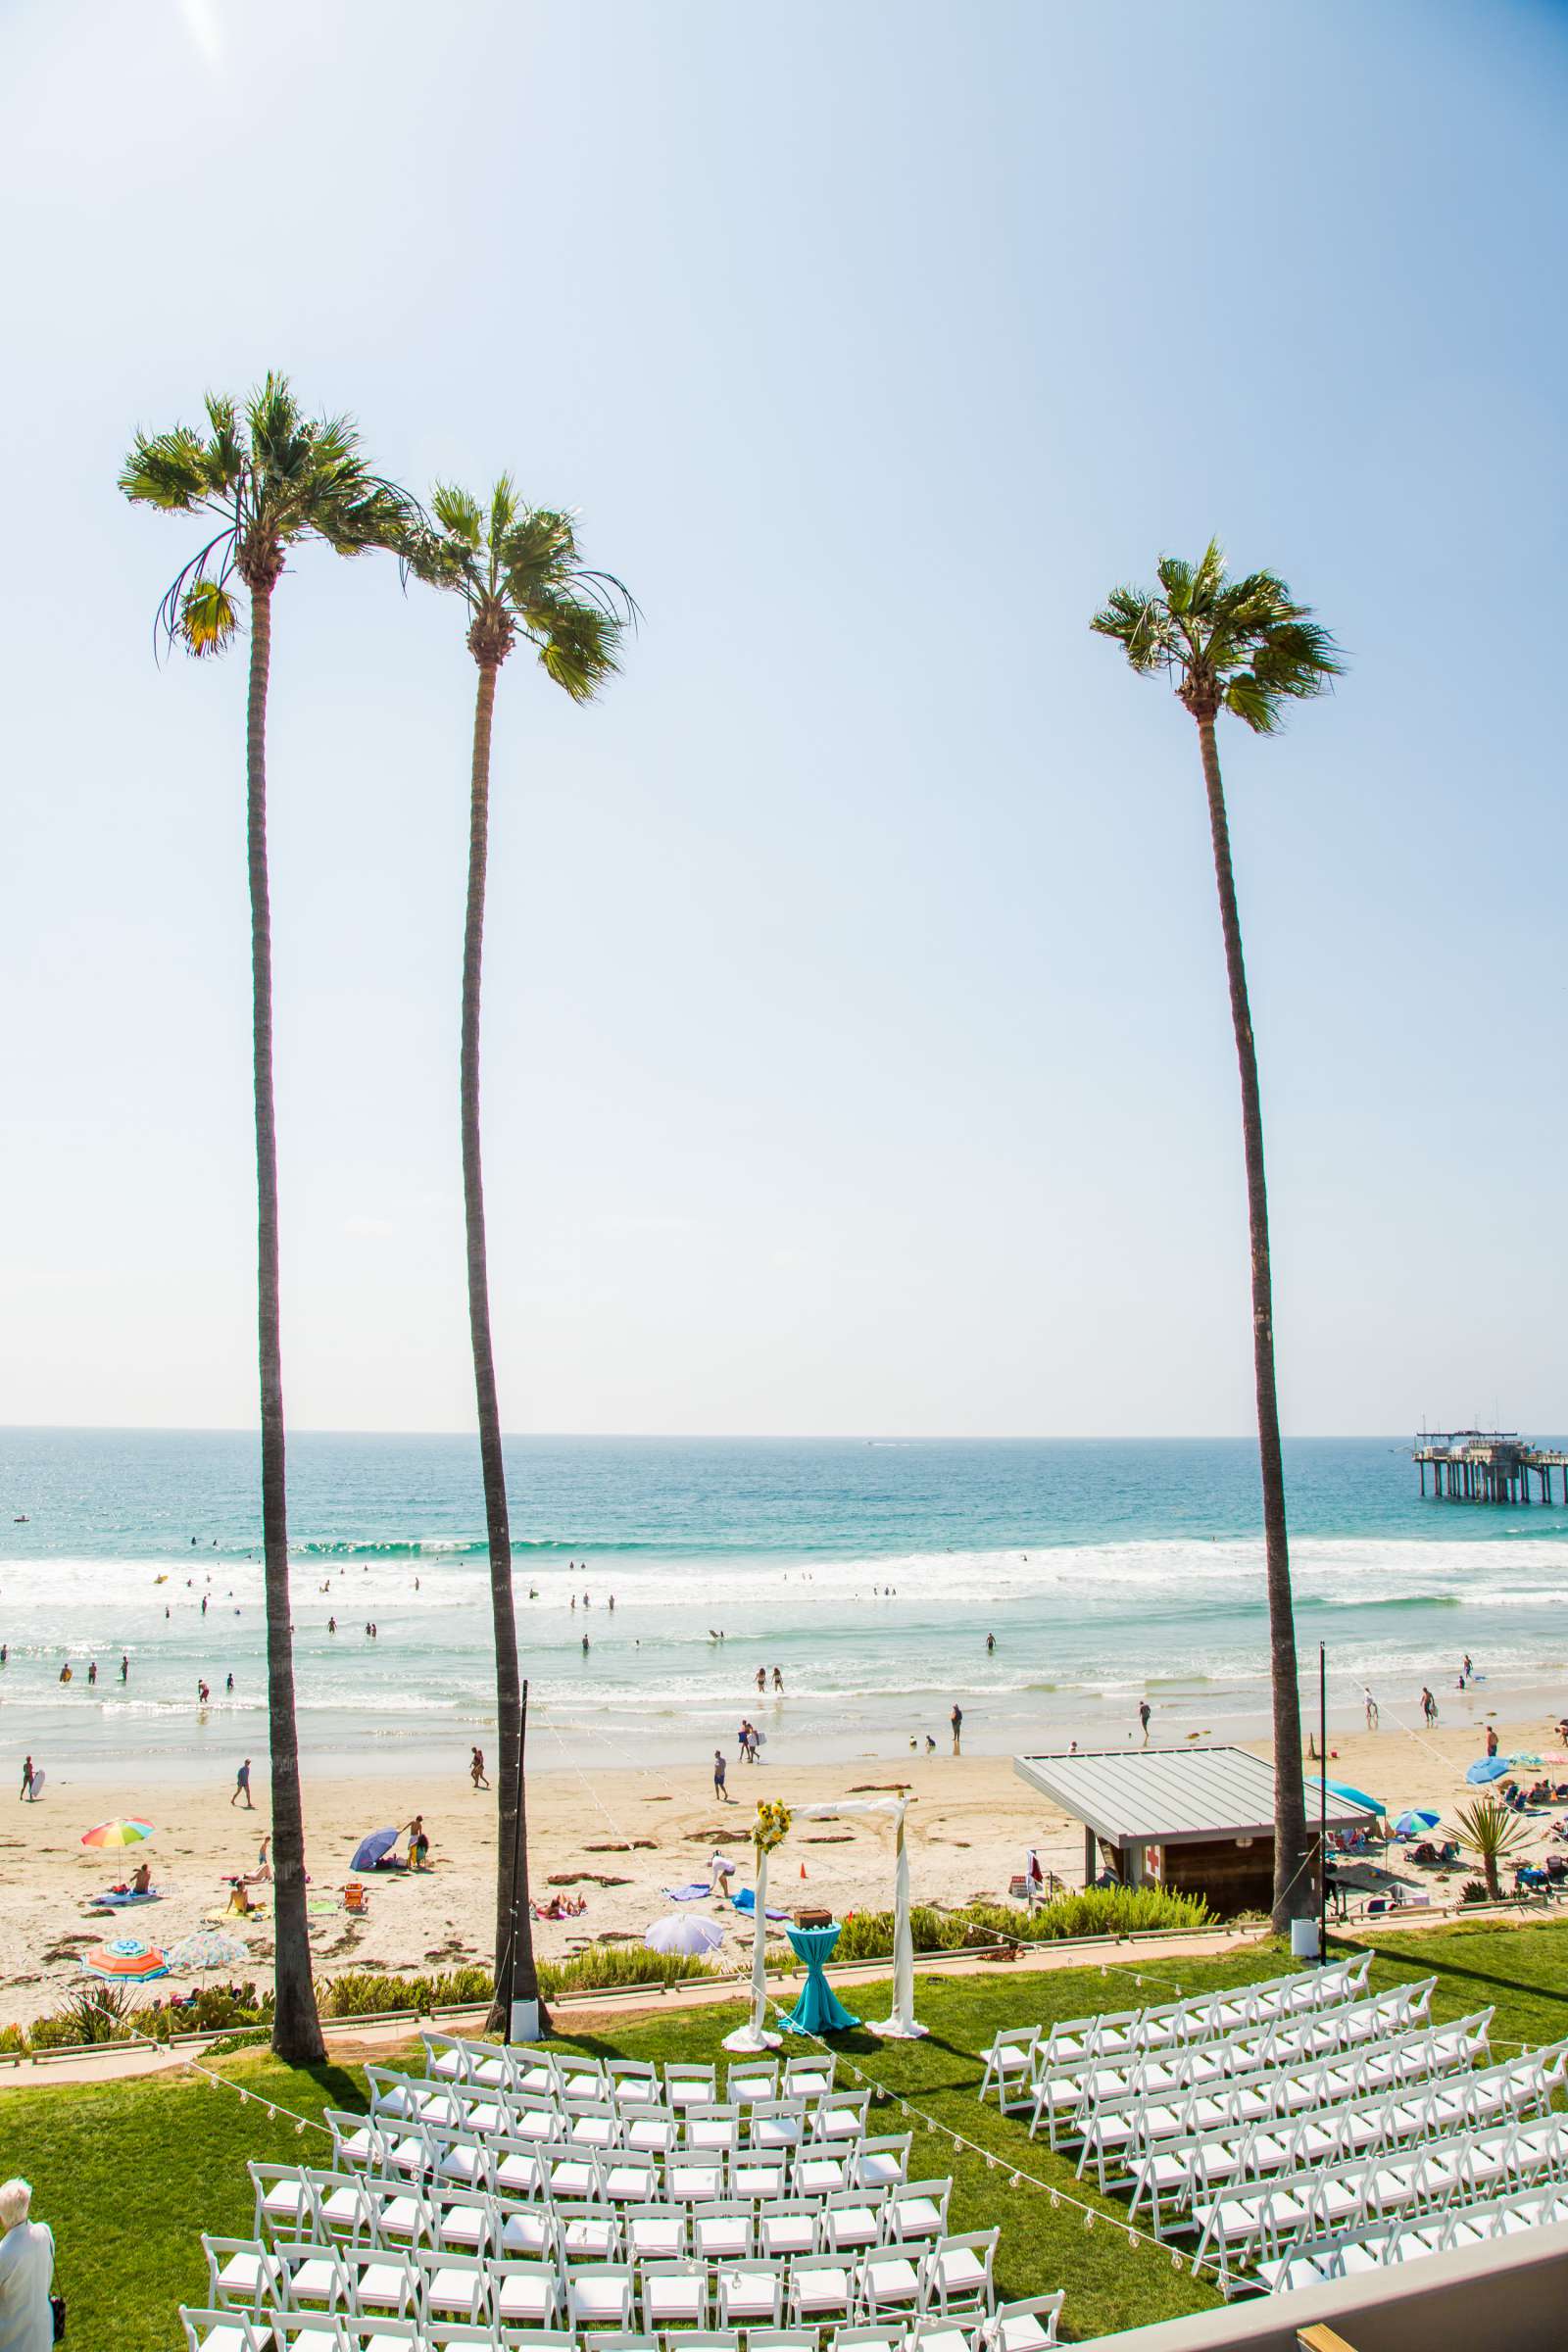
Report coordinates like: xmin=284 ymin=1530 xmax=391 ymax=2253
xmin=1413 ymin=1429 xmax=1568 ymax=1504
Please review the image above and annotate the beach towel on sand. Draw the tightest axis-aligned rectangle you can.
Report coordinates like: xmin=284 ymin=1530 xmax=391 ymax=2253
xmin=732 ymin=1889 xmax=788 ymax=1919
xmin=663 ymin=1883 xmax=712 ymax=1901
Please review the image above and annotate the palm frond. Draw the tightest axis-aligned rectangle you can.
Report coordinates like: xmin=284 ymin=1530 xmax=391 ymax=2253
xmin=1090 ymin=584 xmax=1169 ymax=674
xmin=119 ymin=427 xmax=213 ymax=512
xmin=524 ymin=592 xmax=623 ymax=703
xmin=177 ymin=574 xmax=241 ymax=658
xmin=430 ymin=482 xmax=484 ymax=549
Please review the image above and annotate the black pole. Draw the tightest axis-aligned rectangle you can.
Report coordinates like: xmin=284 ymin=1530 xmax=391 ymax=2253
xmin=1318 ymin=1643 xmax=1328 ymax=1965
xmin=510 ymin=1678 xmax=532 ymax=2037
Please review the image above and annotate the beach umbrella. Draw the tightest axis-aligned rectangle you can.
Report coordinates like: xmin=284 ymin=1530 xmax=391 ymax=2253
xmin=351 ymin=1827 xmax=400 ymax=1872
xmin=1466 ymin=1757 xmax=1508 ymax=1785
xmin=1394 ymin=1808 xmax=1441 ymax=1837
xmin=645 ymin=1913 xmax=724 ymax=1956
xmin=167 ymin=1929 xmax=249 ymax=1973
xmin=1306 ymin=1776 xmax=1384 ymax=1816
xmin=79 ymin=1936 xmax=169 ymax=1982
xmin=79 ymin=1819 xmax=155 ymax=1849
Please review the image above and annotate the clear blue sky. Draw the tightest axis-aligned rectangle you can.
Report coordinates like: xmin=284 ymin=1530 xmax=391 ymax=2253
xmin=3 ymin=0 xmax=1565 ymax=1438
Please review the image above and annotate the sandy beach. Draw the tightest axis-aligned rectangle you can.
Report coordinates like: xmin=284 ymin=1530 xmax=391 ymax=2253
xmin=3 ymin=1704 xmax=1565 ymax=2033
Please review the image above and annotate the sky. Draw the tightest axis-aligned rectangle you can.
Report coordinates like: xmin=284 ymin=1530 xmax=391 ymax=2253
xmin=2 ymin=0 xmax=1565 ymax=1440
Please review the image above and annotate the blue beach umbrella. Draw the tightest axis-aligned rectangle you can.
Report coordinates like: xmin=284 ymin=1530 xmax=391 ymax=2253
xmin=351 ymin=1827 xmax=400 ymax=1871
xmin=1306 ymin=1776 xmax=1385 ymax=1816
xmin=1394 ymin=1808 xmax=1441 ymax=1837
xmin=1466 ymin=1758 xmax=1508 ymax=1786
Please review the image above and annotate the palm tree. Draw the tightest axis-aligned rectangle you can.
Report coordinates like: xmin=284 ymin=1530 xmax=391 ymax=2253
xmin=1092 ymin=542 xmax=1343 ymax=1936
xmin=1454 ymin=1795 xmax=1533 ymax=1902
xmin=404 ymin=481 xmax=633 ymax=2032
xmin=121 ymin=376 xmax=410 ymax=2062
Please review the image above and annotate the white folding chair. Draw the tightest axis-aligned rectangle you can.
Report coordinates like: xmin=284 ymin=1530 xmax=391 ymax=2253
xmin=557 ymin=2201 xmax=623 ymax=2263
xmin=250 ymin=2164 xmax=320 ymax=2246
xmin=924 ymin=2230 xmax=999 ymax=2319
xmin=276 ymin=2240 xmax=352 ymax=2314
xmin=728 ymin=2060 xmax=780 ymax=2105
xmin=889 ymin=2179 xmax=951 ymax=2246
xmin=759 ymin=2198 xmax=818 ymax=2261
xmin=493 ymin=2256 xmax=565 ymax=2331
xmin=203 ymin=2237 xmax=282 ymax=2316
xmin=785 ymin=2053 xmax=837 ymax=2098
xmin=567 ymin=2262 xmax=638 ymax=2334
xmin=854 ymin=2135 xmax=912 ymax=2190
xmin=716 ymin=2255 xmax=785 ymax=2328
xmin=859 ymin=2243 xmax=923 ymax=2323
xmin=627 ymin=2203 xmax=689 ymax=2263
xmin=693 ymin=2200 xmax=753 ymax=2264
xmin=414 ymin=2248 xmax=494 ymax=2326
xmin=819 ymin=2185 xmax=885 ymax=2254
xmin=789 ymin=2252 xmax=858 ymax=2328
xmin=666 ymin=2063 xmax=720 ymax=2111
xmin=181 ymin=2311 xmax=269 ymax=2352
xmin=979 ymin=2026 xmax=1040 ymax=2110
xmin=641 ymin=2257 xmax=711 ymax=2332
xmin=984 ymin=2299 xmax=1065 ymax=2352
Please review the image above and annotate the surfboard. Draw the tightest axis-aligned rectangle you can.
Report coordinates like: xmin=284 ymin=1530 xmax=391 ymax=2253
xmin=28 ymin=1769 xmax=44 ymax=1799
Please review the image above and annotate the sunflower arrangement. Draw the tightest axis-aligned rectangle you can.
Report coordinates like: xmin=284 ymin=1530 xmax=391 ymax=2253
xmin=753 ymin=1799 xmax=792 ymax=1856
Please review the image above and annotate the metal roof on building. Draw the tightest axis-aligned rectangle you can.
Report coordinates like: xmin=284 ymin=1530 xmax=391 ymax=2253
xmin=1012 ymin=1745 xmax=1379 ymax=1849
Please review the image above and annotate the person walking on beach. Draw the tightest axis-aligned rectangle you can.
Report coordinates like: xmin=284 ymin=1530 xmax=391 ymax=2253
xmin=1139 ymin=1699 xmax=1152 ymax=1745
xmin=1486 ymin=1723 xmax=1499 ymax=1758
xmin=756 ymin=1668 xmax=766 ymax=1694
xmin=0 ymin=2176 xmax=55 ymax=2352
xmin=1364 ymin=1691 xmax=1379 ymax=1731
xmin=772 ymin=1665 xmax=784 ymax=1691
xmin=231 ymin=1757 xmax=253 ymax=1808
xmin=713 ymin=1748 xmax=730 ymax=1800
xmin=470 ymin=1746 xmax=489 ymax=1790
xmin=1421 ymin=1686 xmax=1439 ymax=1728
xmin=18 ymin=1757 xmax=34 ymax=1802
xmin=951 ymin=1703 xmax=962 ymax=1755
xmin=87 ymin=1659 xmax=97 ymax=1686
xmin=120 ymin=1653 xmax=127 ymax=1682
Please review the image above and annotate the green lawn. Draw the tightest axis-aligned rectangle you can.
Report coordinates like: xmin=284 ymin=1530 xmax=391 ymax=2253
xmin=3 ymin=1919 xmax=1565 ymax=2349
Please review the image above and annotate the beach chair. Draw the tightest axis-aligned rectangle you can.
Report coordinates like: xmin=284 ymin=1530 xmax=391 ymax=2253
xmin=982 ymin=2292 xmax=1065 ymax=2352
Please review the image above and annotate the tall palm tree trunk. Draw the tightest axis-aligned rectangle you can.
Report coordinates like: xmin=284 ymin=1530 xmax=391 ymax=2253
xmin=1197 ymin=716 xmax=1308 ymax=1936
xmin=463 ymin=657 xmax=542 ymax=2034
xmin=247 ymin=580 xmax=325 ymax=2064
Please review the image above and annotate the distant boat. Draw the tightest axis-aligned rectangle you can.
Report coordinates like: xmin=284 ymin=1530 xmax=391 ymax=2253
xmin=13 ymin=1515 xmax=26 ymax=1523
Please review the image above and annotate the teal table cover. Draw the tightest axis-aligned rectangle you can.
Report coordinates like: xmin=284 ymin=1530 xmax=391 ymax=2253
xmin=781 ymin=1921 xmax=859 ymax=2034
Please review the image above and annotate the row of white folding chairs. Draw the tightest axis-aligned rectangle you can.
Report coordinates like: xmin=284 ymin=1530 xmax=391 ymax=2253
xmin=423 ymin=2042 xmax=838 ymax=2113
xmin=1255 ymin=2178 xmax=1568 ymax=2294
xmin=1074 ymin=2007 xmax=1494 ymax=2187
xmin=368 ymin=2078 xmax=874 ymax=2157
xmin=980 ymin=1953 xmax=1373 ymax=2106
xmin=184 ymin=2302 xmax=1062 ymax=2352
xmin=1122 ymin=2043 xmax=1561 ymax=2235
xmin=1029 ymin=1980 xmax=1437 ymax=2144
xmin=198 ymin=2228 xmax=1003 ymax=2337
xmin=1191 ymin=2110 xmax=1568 ymax=2290
xmin=319 ymin=2125 xmax=908 ymax=2213
xmin=250 ymin=2169 xmax=955 ymax=2271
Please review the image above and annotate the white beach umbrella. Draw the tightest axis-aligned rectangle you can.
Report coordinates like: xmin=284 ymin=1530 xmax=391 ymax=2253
xmin=645 ymin=1913 xmax=724 ymax=1956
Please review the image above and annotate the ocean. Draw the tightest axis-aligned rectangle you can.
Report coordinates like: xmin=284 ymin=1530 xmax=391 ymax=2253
xmin=2 ymin=1430 xmax=1565 ymax=1783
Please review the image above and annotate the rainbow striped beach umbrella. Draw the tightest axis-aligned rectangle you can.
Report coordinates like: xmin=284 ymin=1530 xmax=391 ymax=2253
xmin=79 ymin=1819 xmax=155 ymax=1849
xmin=79 ymin=1936 xmax=169 ymax=1982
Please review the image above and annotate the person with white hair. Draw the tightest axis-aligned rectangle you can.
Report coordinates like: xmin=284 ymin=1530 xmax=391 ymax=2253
xmin=0 ymin=2178 xmax=53 ymax=2351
